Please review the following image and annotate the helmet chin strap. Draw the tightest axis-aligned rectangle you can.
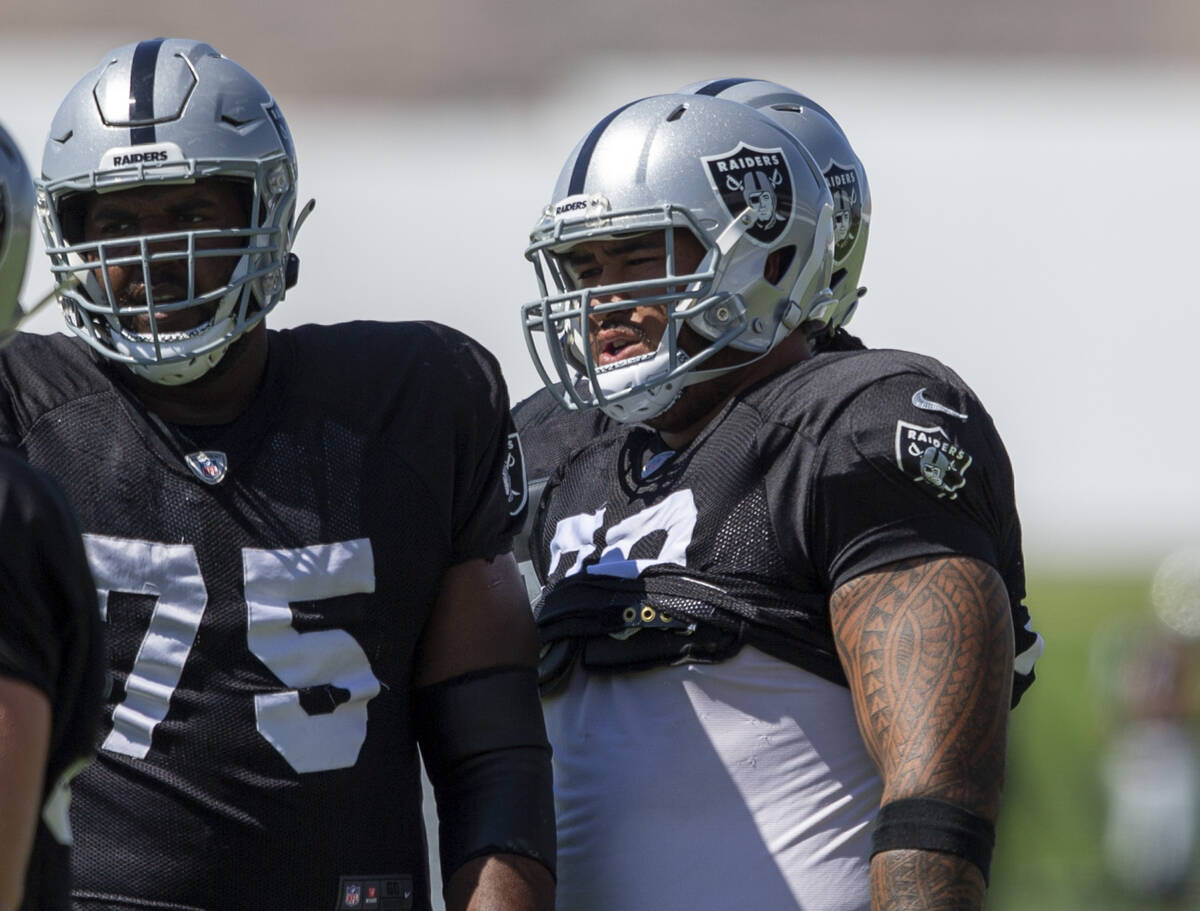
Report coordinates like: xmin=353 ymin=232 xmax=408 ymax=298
xmin=597 ymin=285 xmax=834 ymax=424
xmin=116 ymin=255 xmax=252 ymax=385
xmin=597 ymin=388 xmax=682 ymax=424
xmin=594 ymin=348 xmax=689 ymax=423
xmin=128 ymin=335 xmax=231 ymax=385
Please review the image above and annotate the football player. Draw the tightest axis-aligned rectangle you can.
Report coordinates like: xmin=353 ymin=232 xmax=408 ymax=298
xmin=0 ymin=121 xmax=106 ymax=911
xmin=3 ymin=40 xmax=554 ymax=911
xmin=512 ymin=80 xmax=871 ymax=593
xmin=518 ymin=92 xmax=1043 ymax=909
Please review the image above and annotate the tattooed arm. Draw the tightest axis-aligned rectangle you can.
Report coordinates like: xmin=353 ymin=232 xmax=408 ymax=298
xmin=830 ymin=555 xmax=1015 ymax=911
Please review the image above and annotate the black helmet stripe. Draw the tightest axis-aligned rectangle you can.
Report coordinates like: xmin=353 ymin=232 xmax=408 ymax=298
xmin=693 ymin=78 xmax=756 ymax=97
xmin=129 ymin=38 xmax=166 ymax=145
xmin=567 ymin=98 xmax=644 ymax=196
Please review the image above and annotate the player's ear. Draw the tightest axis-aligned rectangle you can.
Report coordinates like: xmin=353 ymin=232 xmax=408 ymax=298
xmin=764 ymin=246 xmax=794 ymax=285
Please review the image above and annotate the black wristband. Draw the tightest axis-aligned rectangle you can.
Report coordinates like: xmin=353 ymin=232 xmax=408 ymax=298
xmin=870 ymin=797 xmax=996 ymax=885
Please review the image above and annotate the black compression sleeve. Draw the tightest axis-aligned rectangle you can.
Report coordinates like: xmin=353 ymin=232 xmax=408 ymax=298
xmin=415 ymin=666 xmax=556 ymax=883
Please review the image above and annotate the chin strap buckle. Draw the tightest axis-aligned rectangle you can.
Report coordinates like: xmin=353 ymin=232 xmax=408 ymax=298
xmin=284 ymin=253 xmax=300 ymax=290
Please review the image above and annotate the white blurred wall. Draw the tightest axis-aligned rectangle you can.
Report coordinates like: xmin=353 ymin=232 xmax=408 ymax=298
xmin=4 ymin=39 xmax=1197 ymax=573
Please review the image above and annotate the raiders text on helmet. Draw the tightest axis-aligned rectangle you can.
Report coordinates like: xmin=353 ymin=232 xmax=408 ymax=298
xmin=523 ymin=94 xmax=835 ymax=423
xmin=679 ymin=79 xmax=871 ymax=336
xmin=37 ymin=38 xmax=315 ymax=385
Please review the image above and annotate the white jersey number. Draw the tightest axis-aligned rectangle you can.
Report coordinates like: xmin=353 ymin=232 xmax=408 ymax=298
xmin=84 ymin=534 xmax=381 ymax=773
xmin=547 ymin=489 xmax=698 ymax=579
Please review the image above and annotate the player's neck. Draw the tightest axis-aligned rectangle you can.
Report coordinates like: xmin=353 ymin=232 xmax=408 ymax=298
xmin=655 ymin=331 xmax=812 ymax=449
xmin=123 ymin=324 xmax=269 ymax=426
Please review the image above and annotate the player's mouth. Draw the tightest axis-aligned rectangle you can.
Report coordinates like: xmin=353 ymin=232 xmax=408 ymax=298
xmin=119 ymin=284 xmax=216 ymax=339
xmin=594 ymin=327 xmax=653 ymax=366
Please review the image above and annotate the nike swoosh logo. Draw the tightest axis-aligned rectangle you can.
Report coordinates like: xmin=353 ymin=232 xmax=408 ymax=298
xmin=912 ymin=387 xmax=968 ymax=421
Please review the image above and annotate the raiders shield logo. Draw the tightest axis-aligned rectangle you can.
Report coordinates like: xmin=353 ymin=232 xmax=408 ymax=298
xmin=894 ymin=421 xmax=972 ymax=500
xmin=824 ymin=162 xmax=862 ymax=263
xmin=503 ymin=432 xmax=528 ymax=516
xmin=702 ymin=143 xmax=793 ymax=245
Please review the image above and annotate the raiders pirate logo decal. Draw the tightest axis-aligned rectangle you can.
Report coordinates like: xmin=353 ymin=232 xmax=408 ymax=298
xmin=824 ymin=162 xmax=862 ymax=262
xmin=702 ymin=143 xmax=793 ymax=245
xmin=894 ymin=421 xmax=972 ymax=499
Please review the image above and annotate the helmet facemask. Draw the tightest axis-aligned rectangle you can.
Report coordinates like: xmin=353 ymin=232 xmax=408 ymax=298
xmin=41 ymin=157 xmax=300 ymax=385
xmin=524 ymin=203 xmax=751 ymax=423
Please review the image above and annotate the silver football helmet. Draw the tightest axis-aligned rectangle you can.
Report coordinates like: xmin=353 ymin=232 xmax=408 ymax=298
xmin=0 ymin=122 xmax=34 ymax=337
xmin=523 ymin=94 xmax=834 ymax=423
xmin=679 ymin=79 xmax=871 ymax=335
xmin=38 ymin=38 xmax=314 ymax=384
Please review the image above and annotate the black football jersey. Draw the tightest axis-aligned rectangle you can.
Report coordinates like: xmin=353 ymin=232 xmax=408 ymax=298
xmin=529 ymin=348 xmax=1040 ymax=704
xmin=0 ymin=446 xmax=105 ymax=911
xmin=510 ymin=385 xmax=614 ymax=581
xmin=512 ymin=385 xmax=615 ymax=483
xmin=0 ymin=323 xmax=523 ymax=911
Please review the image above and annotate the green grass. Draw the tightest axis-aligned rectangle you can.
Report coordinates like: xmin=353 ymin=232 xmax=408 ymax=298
xmin=989 ymin=571 xmax=1198 ymax=911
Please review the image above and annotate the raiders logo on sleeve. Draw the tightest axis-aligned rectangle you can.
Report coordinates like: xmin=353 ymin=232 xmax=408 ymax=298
xmin=504 ymin=432 xmax=528 ymax=516
xmin=894 ymin=421 xmax=973 ymax=500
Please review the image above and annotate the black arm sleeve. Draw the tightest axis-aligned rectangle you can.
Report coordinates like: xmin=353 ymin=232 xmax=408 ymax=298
xmin=415 ymin=665 xmax=556 ymax=883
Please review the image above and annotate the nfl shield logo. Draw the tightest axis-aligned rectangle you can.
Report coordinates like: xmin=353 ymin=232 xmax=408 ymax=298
xmin=702 ymin=143 xmax=794 ymax=245
xmin=184 ymin=450 xmax=229 ymax=486
xmin=344 ymin=883 xmax=361 ymax=908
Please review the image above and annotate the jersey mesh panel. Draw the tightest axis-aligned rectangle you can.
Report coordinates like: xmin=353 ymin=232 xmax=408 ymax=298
xmin=35 ymin=390 xmax=430 ymax=909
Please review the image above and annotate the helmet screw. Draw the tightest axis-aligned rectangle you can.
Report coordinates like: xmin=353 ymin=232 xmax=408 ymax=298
xmin=752 ymin=318 xmax=765 ymax=333
xmin=267 ymin=164 xmax=291 ymax=197
xmin=715 ymin=306 xmax=731 ymax=322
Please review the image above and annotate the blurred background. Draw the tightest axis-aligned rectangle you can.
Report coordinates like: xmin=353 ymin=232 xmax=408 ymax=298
xmin=2 ymin=1 xmax=1198 ymax=907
